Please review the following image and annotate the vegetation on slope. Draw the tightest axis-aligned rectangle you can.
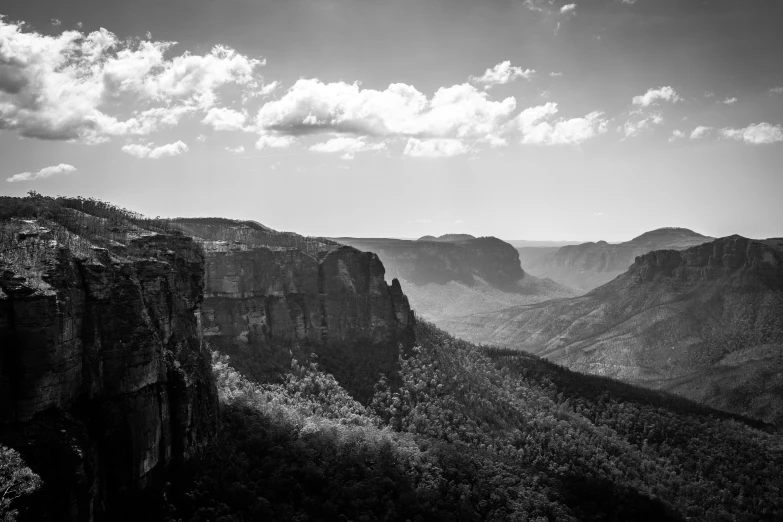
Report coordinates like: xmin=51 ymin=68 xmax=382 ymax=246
xmin=161 ymin=322 xmax=783 ymax=522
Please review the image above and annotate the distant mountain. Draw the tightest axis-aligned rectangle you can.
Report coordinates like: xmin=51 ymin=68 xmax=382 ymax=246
xmin=443 ymin=235 xmax=783 ymax=425
xmin=417 ymin=233 xmax=476 ymax=242
xmin=505 ymin=239 xmax=583 ymax=248
xmin=332 ymin=236 xmax=576 ymax=324
xmin=519 ymin=227 xmax=714 ymax=292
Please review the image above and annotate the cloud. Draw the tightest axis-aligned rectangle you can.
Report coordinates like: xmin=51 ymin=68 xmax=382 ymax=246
xmin=404 ymin=138 xmax=468 ymax=158
xmin=669 ymin=129 xmax=685 ymax=142
xmin=226 ymin=145 xmax=245 ymax=154
xmin=50 ymin=18 xmax=61 ymax=27
xmin=621 ymin=113 xmax=663 ymax=138
xmin=560 ymin=4 xmax=577 ymax=14
xmin=0 ymin=18 xmax=264 ymax=143
xmin=549 ymin=72 xmax=563 ymax=77
xmin=720 ymin=123 xmax=783 ymax=145
xmin=517 ymin=103 xmax=608 ymax=145
xmin=721 ymin=97 xmax=738 ymax=105
xmin=6 ymin=163 xmax=76 ymax=183
xmin=690 ymin=126 xmax=711 ymax=139
xmin=122 ymin=140 xmax=189 ymax=158
xmin=202 ymin=107 xmax=248 ymax=131
xmin=255 ymin=79 xmax=517 ymax=149
xmin=470 ymin=61 xmax=535 ymax=90
xmin=255 ymin=134 xmax=295 ymax=149
xmin=309 ymin=136 xmax=386 ymax=160
xmin=632 ymin=86 xmax=681 ymax=107
xmin=769 ymin=87 xmax=783 ymax=95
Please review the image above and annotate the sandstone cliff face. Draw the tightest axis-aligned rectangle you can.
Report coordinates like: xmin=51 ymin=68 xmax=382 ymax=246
xmin=201 ymin=244 xmax=415 ymax=400
xmin=0 ymin=223 xmax=217 ymax=521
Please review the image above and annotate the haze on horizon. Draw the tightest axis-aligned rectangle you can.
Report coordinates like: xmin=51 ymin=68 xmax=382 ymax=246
xmin=1 ymin=0 xmax=782 ymax=243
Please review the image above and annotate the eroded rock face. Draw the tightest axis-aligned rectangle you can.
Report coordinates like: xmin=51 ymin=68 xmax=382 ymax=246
xmin=0 ymin=231 xmax=217 ymax=521
xmin=201 ymin=245 xmax=415 ymax=400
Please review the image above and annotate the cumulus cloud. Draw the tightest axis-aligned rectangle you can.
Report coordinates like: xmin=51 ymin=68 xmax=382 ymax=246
xmin=690 ymin=126 xmax=711 ymax=139
xmin=516 ymin=103 xmax=607 ymax=145
xmin=621 ymin=113 xmax=663 ymax=138
xmin=226 ymin=145 xmax=245 ymax=154
xmin=404 ymin=138 xmax=468 ymax=158
xmin=560 ymin=4 xmax=577 ymax=14
xmin=122 ymin=140 xmax=189 ymax=158
xmin=720 ymin=123 xmax=783 ymax=145
xmin=202 ymin=107 xmax=248 ymax=131
xmin=255 ymin=134 xmax=295 ymax=149
xmin=309 ymin=136 xmax=386 ymax=160
xmin=255 ymin=79 xmax=517 ymax=149
xmin=470 ymin=61 xmax=535 ymax=90
xmin=632 ymin=86 xmax=681 ymax=107
xmin=669 ymin=129 xmax=685 ymax=142
xmin=6 ymin=163 xmax=76 ymax=183
xmin=550 ymin=72 xmax=563 ymax=77
xmin=721 ymin=97 xmax=738 ymax=105
xmin=0 ymin=18 xmax=264 ymax=143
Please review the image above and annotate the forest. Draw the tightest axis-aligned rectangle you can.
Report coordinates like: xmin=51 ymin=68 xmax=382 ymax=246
xmin=158 ymin=322 xmax=783 ymax=522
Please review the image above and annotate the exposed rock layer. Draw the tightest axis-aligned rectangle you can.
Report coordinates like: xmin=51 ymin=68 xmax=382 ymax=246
xmin=201 ymin=245 xmax=416 ymax=401
xmin=0 ymin=227 xmax=217 ymax=521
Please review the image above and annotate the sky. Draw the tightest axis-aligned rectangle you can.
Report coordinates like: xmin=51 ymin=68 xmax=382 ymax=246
xmin=1 ymin=0 xmax=782 ymax=242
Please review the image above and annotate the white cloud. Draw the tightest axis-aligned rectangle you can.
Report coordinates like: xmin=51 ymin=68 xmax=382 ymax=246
xmin=560 ymin=4 xmax=577 ymax=14
xmin=309 ymin=136 xmax=386 ymax=160
xmin=260 ymin=81 xmax=279 ymax=96
xmin=690 ymin=126 xmax=711 ymax=139
xmin=550 ymin=72 xmax=563 ymax=77
xmin=669 ymin=129 xmax=685 ymax=142
xmin=517 ymin=103 xmax=608 ymax=145
xmin=469 ymin=61 xmax=535 ymax=90
xmin=769 ymin=87 xmax=783 ymax=95
xmin=196 ymin=134 xmax=207 ymax=142
xmin=255 ymin=79 xmax=517 ymax=149
xmin=122 ymin=140 xmax=189 ymax=159
xmin=404 ymin=138 xmax=468 ymax=158
xmin=226 ymin=145 xmax=245 ymax=154
xmin=6 ymin=163 xmax=76 ymax=183
xmin=255 ymin=134 xmax=295 ymax=149
xmin=720 ymin=123 xmax=783 ymax=145
xmin=632 ymin=86 xmax=681 ymax=107
xmin=721 ymin=97 xmax=738 ymax=105
xmin=202 ymin=107 xmax=248 ymax=131
xmin=0 ymin=19 xmax=264 ymax=142
xmin=622 ymin=113 xmax=663 ymax=138
xmin=50 ymin=18 xmax=62 ymax=27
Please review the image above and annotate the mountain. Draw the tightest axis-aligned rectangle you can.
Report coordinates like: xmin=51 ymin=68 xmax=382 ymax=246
xmin=417 ymin=233 xmax=476 ymax=242
xmin=0 ymin=196 xmax=218 ymax=520
xmin=169 ymin=219 xmax=416 ymax=402
xmin=505 ymin=239 xmax=583 ymax=247
xmin=518 ymin=227 xmax=715 ymax=292
xmin=442 ymin=235 xmax=783 ymax=424
xmin=333 ymin=235 xmax=575 ymax=325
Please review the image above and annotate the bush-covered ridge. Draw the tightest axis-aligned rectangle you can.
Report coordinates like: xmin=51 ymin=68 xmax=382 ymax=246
xmin=161 ymin=322 xmax=783 ymax=522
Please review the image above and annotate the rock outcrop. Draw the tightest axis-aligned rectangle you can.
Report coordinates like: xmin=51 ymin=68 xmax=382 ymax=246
xmin=200 ymin=244 xmax=415 ymax=401
xmin=0 ymin=222 xmax=217 ymax=521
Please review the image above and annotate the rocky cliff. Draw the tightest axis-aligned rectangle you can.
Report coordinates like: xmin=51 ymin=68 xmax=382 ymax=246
xmin=0 ymin=214 xmax=217 ymax=521
xmin=199 ymin=243 xmax=415 ymax=401
xmin=333 ymin=235 xmax=575 ymax=324
xmin=443 ymin=235 xmax=783 ymax=424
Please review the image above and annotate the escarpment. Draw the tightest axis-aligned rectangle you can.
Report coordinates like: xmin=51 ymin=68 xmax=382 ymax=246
xmin=199 ymin=244 xmax=416 ymax=401
xmin=0 ymin=218 xmax=217 ymax=521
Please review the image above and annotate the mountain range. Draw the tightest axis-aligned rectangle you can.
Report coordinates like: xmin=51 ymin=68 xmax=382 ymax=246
xmin=334 ymin=235 xmax=576 ymax=324
xmin=518 ymin=228 xmax=715 ymax=293
xmin=443 ymin=234 xmax=783 ymax=424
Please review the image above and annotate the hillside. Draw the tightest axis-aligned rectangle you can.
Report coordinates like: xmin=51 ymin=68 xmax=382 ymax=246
xmin=519 ymin=228 xmax=714 ymax=292
xmin=443 ymin=235 xmax=783 ymax=425
xmin=333 ymin=236 xmax=575 ymax=324
xmin=162 ymin=321 xmax=783 ymax=522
